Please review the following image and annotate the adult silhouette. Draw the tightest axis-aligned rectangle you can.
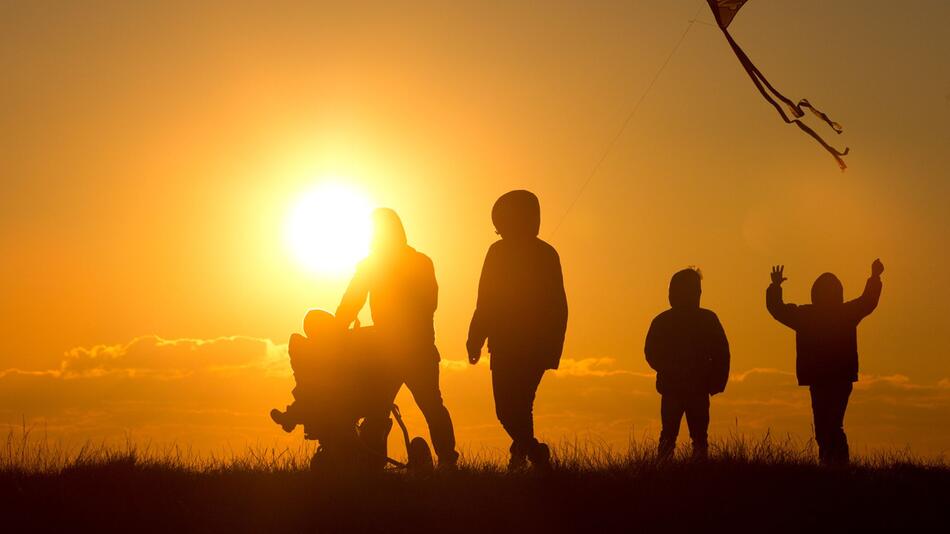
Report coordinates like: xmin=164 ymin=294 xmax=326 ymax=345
xmin=336 ymin=208 xmax=459 ymax=467
xmin=645 ymin=268 xmax=730 ymax=460
xmin=766 ymin=259 xmax=884 ymax=465
xmin=467 ymin=190 xmax=568 ymax=470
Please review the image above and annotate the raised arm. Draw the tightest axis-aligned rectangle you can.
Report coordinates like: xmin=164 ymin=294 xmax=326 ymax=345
xmin=845 ymin=258 xmax=883 ymax=323
xmin=766 ymin=265 xmax=800 ymax=329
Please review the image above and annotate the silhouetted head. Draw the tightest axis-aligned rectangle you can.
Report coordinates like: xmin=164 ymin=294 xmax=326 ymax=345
xmin=303 ymin=309 xmax=336 ymax=339
xmin=370 ymin=208 xmax=408 ymax=254
xmin=492 ymin=190 xmax=540 ymax=239
xmin=811 ymin=272 xmax=844 ymax=306
xmin=669 ymin=268 xmax=702 ymax=309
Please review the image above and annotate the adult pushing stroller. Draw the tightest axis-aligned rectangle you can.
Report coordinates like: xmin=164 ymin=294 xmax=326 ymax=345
xmin=270 ymin=310 xmax=434 ymax=474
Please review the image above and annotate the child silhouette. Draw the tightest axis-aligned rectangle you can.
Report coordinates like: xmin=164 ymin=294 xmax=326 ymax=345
xmin=766 ymin=259 xmax=884 ymax=465
xmin=645 ymin=268 xmax=730 ymax=460
xmin=467 ymin=190 xmax=568 ymax=470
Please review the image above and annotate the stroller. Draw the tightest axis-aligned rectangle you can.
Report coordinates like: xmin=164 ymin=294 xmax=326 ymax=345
xmin=285 ymin=322 xmax=434 ymax=475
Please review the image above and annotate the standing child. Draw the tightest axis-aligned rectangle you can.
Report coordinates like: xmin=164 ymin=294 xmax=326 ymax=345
xmin=766 ymin=259 xmax=884 ymax=465
xmin=467 ymin=190 xmax=568 ymax=470
xmin=645 ymin=268 xmax=730 ymax=460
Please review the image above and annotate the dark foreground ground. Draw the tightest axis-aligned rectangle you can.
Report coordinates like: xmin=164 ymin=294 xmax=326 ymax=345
xmin=2 ymin=448 xmax=949 ymax=533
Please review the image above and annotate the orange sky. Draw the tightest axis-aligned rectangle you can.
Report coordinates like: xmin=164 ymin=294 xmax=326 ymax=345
xmin=2 ymin=0 xmax=949 ymax=457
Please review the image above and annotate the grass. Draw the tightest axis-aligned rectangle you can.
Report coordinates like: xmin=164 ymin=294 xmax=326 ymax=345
xmin=2 ymin=426 xmax=948 ymax=533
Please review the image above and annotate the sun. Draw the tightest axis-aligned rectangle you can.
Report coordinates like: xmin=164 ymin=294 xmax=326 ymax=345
xmin=285 ymin=182 xmax=374 ymax=275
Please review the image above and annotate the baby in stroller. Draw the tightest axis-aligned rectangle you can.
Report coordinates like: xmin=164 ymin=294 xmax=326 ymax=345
xmin=270 ymin=310 xmax=404 ymax=470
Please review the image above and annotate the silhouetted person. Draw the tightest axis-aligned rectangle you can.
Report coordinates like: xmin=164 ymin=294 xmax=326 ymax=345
xmin=336 ymin=208 xmax=459 ymax=467
xmin=467 ymin=190 xmax=568 ymax=470
xmin=766 ymin=259 xmax=883 ymax=466
xmin=271 ymin=309 xmax=343 ymax=432
xmin=645 ymin=268 xmax=730 ymax=460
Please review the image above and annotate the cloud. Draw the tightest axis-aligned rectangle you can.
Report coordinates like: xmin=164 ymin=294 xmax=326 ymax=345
xmin=553 ymin=358 xmax=648 ymax=378
xmin=59 ymin=335 xmax=289 ymax=378
xmin=2 ymin=341 xmax=949 ymax=457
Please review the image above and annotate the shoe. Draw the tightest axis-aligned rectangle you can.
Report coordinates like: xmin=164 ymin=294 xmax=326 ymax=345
xmin=657 ymin=440 xmax=675 ymax=462
xmin=528 ymin=442 xmax=551 ymax=471
xmin=507 ymin=452 xmax=528 ymax=471
xmin=270 ymin=408 xmax=296 ymax=433
xmin=691 ymin=445 xmax=709 ymax=461
xmin=437 ymin=451 xmax=459 ymax=471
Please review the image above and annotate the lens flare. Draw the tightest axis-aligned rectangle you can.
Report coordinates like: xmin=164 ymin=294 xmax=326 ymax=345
xmin=285 ymin=182 xmax=374 ymax=275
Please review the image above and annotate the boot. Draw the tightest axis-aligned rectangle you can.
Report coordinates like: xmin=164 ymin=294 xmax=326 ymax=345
xmin=528 ymin=442 xmax=551 ymax=471
xmin=657 ymin=439 xmax=675 ymax=461
xmin=691 ymin=442 xmax=708 ymax=461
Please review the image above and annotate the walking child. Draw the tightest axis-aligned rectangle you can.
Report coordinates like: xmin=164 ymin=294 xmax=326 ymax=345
xmin=467 ymin=190 xmax=568 ymax=470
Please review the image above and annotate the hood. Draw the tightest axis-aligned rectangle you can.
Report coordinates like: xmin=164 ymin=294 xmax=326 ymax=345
xmin=370 ymin=208 xmax=408 ymax=254
xmin=492 ymin=190 xmax=540 ymax=239
xmin=669 ymin=268 xmax=702 ymax=309
xmin=811 ymin=272 xmax=844 ymax=306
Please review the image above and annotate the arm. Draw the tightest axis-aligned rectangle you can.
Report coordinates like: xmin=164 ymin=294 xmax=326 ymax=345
xmin=418 ymin=255 xmax=438 ymax=315
xmin=466 ymin=247 xmax=497 ymax=364
xmin=708 ymin=314 xmax=731 ymax=395
xmin=845 ymin=259 xmax=883 ymax=323
xmin=766 ymin=265 xmax=799 ymax=329
xmin=547 ymin=249 xmax=569 ymax=361
xmin=335 ymin=261 xmax=370 ymax=327
xmin=644 ymin=316 xmax=667 ymax=373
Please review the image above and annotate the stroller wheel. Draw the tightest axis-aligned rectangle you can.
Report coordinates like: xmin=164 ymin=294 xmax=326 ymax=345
xmin=407 ymin=437 xmax=434 ymax=476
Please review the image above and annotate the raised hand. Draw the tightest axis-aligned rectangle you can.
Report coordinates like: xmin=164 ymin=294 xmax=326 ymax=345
xmin=871 ymin=258 xmax=884 ymax=277
xmin=771 ymin=265 xmax=787 ymax=285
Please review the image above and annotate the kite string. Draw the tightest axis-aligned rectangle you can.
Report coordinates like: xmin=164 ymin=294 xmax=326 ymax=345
xmin=550 ymin=5 xmax=705 ymax=238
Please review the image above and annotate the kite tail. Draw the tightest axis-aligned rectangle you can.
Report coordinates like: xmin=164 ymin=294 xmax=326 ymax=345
xmin=799 ymin=99 xmax=844 ymax=134
xmin=790 ymin=119 xmax=849 ymax=171
xmin=721 ymin=28 xmax=849 ymax=170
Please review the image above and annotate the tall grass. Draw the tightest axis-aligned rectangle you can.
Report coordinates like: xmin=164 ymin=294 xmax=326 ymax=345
xmin=3 ymin=422 xmax=945 ymax=475
xmin=1 ymin=422 xmax=318 ymax=474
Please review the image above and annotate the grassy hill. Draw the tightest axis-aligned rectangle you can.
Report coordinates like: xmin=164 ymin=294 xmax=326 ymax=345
xmin=2 ymin=432 xmax=948 ymax=532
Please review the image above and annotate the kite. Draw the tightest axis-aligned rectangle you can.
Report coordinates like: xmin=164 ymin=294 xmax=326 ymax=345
xmin=706 ymin=0 xmax=849 ymax=170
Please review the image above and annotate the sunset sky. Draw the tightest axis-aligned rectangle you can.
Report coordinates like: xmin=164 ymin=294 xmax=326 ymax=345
xmin=2 ymin=0 xmax=949 ymax=457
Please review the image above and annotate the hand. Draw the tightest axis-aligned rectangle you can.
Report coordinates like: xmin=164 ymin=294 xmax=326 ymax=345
xmin=871 ymin=258 xmax=884 ymax=277
xmin=468 ymin=350 xmax=481 ymax=365
xmin=770 ymin=265 xmax=787 ymax=285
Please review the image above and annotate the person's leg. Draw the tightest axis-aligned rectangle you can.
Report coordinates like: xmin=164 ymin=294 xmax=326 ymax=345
xmin=827 ymin=382 xmax=853 ymax=465
xmin=492 ymin=365 xmax=532 ymax=468
xmin=519 ymin=367 xmax=549 ymax=469
xmin=404 ymin=359 xmax=459 ymax=465
xmin=684 ymin=393 xmax=711 ymax=459
xmin=810 ymin=385 xmax=832 ymax=465
xmin=658 ymin=394 xmax=686 ymax=459
xmin=492 ymin=364 xmax=547 ymax=467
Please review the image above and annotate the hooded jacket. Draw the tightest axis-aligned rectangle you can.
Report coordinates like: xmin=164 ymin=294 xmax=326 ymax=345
xmin=467 ymin=191 xmax=568 ymax=370
xmin=766 ymin=274 xmax=882 ymax=385
xmin=644 ymin=271 xmax=730 ymax=395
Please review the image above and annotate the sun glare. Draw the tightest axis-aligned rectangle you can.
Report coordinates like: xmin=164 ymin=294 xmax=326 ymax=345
xmin=285 ymin=182 xmax=374 ymax=275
